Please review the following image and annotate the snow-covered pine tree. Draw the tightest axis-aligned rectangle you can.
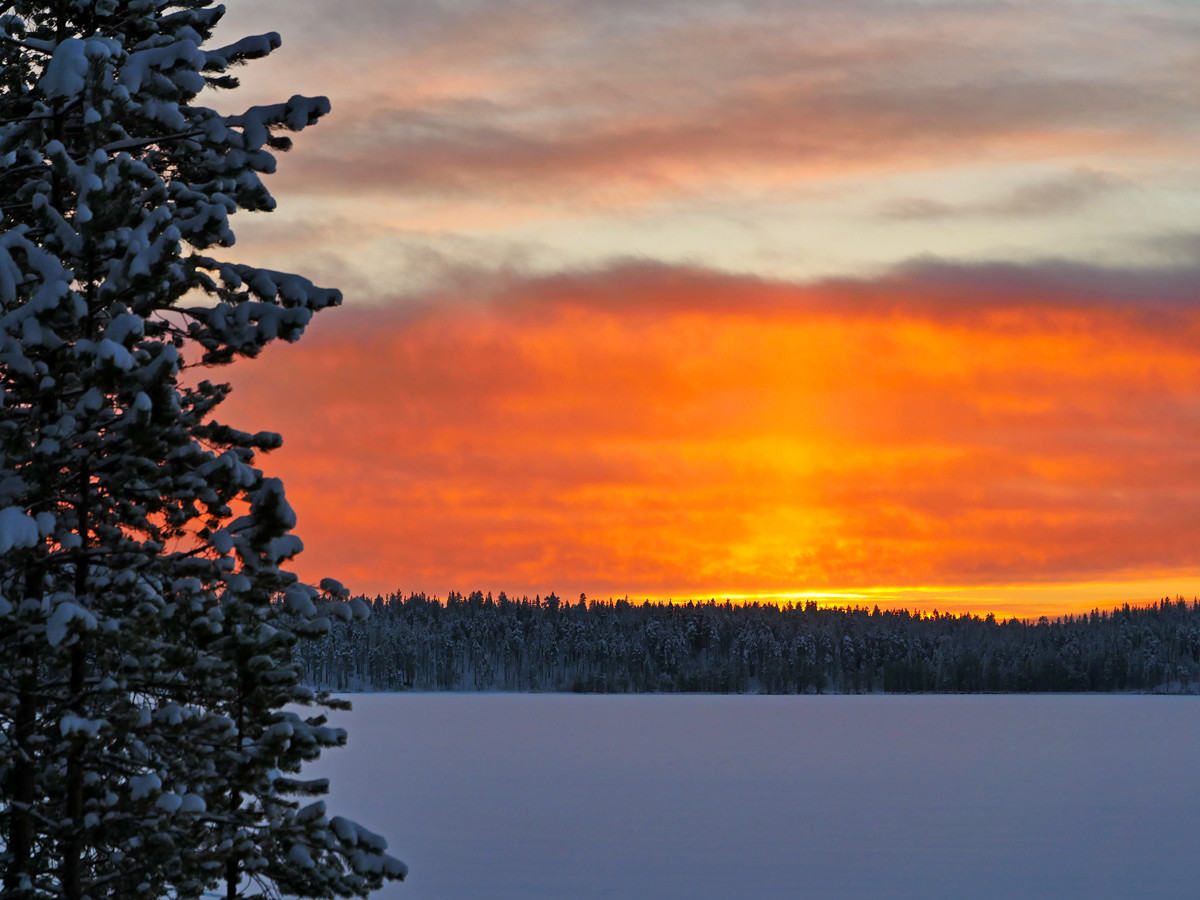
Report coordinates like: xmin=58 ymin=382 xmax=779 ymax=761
xmin=0 ymin=2 xmax=405 ymax=898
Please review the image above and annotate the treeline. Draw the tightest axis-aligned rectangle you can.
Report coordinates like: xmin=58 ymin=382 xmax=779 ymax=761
xmin=294 ymin=592 xmax=1200 ymax=694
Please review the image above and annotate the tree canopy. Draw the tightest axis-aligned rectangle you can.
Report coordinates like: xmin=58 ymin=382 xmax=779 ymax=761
xmin=0 ymin=2 xmax=404 ymax=897
xmin=303 ymin=592 xmax=1200 ymax=695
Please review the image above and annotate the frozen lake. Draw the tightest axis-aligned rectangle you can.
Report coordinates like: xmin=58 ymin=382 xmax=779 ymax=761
xmin=302 ymin=694 xmax=1200 ymax=899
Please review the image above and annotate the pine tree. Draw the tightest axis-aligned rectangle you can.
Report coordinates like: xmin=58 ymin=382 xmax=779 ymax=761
xmin=0 ymin=2 xmax=405 ymax=897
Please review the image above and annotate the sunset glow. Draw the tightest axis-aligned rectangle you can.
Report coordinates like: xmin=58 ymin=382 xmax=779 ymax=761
xmin=223 ymin=265 xmax=1200 ymax=617
xmin=216 ymin=0 xmax=1200 ymax=617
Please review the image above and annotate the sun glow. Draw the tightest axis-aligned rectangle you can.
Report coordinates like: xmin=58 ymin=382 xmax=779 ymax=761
xmin=193 ymin=0 xmax=1200 ymax=621
xmin=661 ymin=579 xmax=1200 ymax=621
xmin=221 ymin=265 xmax=1200 ymax=618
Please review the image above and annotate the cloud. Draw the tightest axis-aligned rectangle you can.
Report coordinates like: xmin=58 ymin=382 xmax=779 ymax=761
xmin=1137 ymin=230 xmax=1200 ymax=265
xmin=221 ymin=259 xmax=1200 ymax=602
xmin=207 ymin=0 xmax=1200 ymax=296
xmin=274 ymin=73 xmax=1184 ymax=207
xmin=225 ymin=0 xmax=1200 ymax=207
xmin=881 ymin=169 xmax=1129 ymax=220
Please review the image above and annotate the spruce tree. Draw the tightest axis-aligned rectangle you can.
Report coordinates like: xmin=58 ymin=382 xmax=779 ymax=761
xmin=0 ymin=2 xmax=405 ymax=897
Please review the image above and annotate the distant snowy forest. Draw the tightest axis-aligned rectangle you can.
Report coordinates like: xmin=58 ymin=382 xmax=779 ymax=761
xmin=296 ymin=593 xmax=1200 ymax=694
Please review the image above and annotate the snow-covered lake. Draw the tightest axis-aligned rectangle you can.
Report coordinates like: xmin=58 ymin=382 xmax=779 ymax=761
xmin=303 ymin=694 xmax=1200 ymax=899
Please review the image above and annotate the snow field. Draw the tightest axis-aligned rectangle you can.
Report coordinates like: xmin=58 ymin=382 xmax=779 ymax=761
xmin=301 ymin=693 xmax=1200 ymax=899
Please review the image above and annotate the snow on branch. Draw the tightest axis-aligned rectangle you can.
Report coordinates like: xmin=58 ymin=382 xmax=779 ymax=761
xmin=203 ymin=32 xmax=281 ymax=70
xmin=225 ymin=95 xmax=331 ymax=150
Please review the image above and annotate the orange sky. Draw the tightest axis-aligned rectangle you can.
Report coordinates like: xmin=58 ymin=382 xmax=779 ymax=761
xmin=222 ymin=264 xmax=1200 ymax=617
xmin=213 ymin=0 xmax=1200 ymax=617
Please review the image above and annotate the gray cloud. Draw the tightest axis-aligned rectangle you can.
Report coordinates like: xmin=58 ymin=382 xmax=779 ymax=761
xmin=881 ymin=169 xmax=1129 ymax=220
xmin=317 ymin=254 xmax=1200 ymax=331
xmin=1136 ymin=230 xmax=1200 ymax=264
xmin=220 ymin=0 xmax=1200 ymax=205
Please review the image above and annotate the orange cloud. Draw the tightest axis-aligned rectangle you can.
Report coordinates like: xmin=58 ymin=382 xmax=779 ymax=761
xmin=219 ymin=263 xmax=1200 ymax=613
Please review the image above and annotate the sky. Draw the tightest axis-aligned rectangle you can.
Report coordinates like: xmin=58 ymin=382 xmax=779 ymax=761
xmin=211 ymin=0 xmax=1200 ymax=618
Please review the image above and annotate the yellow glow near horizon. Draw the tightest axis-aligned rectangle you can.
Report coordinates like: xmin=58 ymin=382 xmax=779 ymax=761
xmin=644 ymin=578 xmax=1200 ymax=621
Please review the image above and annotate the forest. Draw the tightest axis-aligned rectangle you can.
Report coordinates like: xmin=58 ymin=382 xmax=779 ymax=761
xmin=294 ymin=592 xmax=1200 ymax=694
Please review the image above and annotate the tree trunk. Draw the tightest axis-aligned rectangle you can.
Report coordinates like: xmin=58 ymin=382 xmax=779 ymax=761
xmin=63 ymin=455 xmax=91 ymax=900
xmin=225 ymin=668 xmax=246 ymax=900
xmin=5 ymin=650 xmax=39 ymax=898
xmin=62 ymin=646 xmax=85 ymax=900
